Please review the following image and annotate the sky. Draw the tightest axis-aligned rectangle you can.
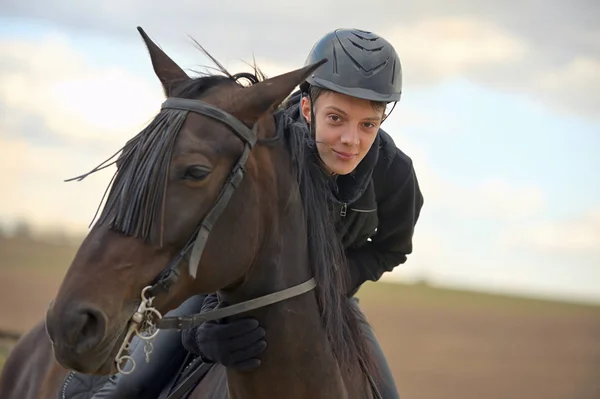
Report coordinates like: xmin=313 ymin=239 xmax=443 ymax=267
xmin=0 ymin=1 xmax=599 ymax=304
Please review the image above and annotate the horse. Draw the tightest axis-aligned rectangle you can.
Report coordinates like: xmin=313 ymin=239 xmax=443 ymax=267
xmin=0 ymin=320 xmax=71 ymax=398
xmin=0 ymin=27 xmax=380 ymax=398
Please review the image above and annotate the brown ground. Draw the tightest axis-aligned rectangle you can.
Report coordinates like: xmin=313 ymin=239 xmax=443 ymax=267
xmin=1 ymin=235 xmax=599 ymax=399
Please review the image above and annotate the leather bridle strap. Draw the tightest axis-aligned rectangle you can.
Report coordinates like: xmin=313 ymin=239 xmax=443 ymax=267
xmin=188 ymin=144 xmax=251 ymax=277
xmin=146 ymin=97 xmax=257 ymax=298
xmin=157 ymin=277 xmax=316 ymax=330
xmin=161 ymin=97 xmax=257 ymax=146
xmin=142 ymin=97 xmax=317 ymax=327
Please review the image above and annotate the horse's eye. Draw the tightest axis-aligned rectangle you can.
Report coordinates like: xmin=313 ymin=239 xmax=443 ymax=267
xmin=183 ymin=165 xmax=211 ymax=181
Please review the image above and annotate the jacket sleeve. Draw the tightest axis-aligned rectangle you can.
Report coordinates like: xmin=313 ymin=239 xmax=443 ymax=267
xmin=345 ymin=151 xmax=424 ymax=295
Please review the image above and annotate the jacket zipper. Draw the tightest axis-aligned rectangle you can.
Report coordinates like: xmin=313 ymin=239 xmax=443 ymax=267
xmin=350 ymin=207 xmax=377 ymax=213
xmin=340 ymin=204 xmax=377 ymax=216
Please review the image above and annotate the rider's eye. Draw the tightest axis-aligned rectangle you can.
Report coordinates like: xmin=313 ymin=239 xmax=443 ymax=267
xmin=328 ymin=114 xmax=342 ymax=123
xmin=183 ymin=165 xmax=211 ymax=181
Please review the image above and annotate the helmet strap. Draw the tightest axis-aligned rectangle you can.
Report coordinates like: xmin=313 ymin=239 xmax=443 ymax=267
xmin=381 ymin=101 xmax=398 ymax=124
xmin=301 ymin=91 xmax=332 ymax=174
xmin=309 ymin=95 xmax=317 ymax=139
xmin=299 ymin=89 xmax=318 ymax=139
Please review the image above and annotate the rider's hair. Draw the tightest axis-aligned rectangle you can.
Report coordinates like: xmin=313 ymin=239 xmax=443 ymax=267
xmin=307 ymin=85 xmax=387 ymax=115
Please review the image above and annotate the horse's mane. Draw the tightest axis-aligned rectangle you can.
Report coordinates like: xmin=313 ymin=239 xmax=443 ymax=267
xmin=67 ymin=42 xmax=377 ymax=380
xmin=278 ymin=102 xmax=377 ymax=378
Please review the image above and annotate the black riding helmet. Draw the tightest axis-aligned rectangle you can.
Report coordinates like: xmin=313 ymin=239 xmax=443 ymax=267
xmin=300 ymin=28 xmax=403 ymax=103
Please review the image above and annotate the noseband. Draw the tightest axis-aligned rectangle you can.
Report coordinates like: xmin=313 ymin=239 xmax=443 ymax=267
xmin=114 ymin=97 xmax=316 ymax=374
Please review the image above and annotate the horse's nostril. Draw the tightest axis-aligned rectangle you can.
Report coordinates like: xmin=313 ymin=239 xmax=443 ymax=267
xmin=68 ymin=306 xmax=107 ymax=354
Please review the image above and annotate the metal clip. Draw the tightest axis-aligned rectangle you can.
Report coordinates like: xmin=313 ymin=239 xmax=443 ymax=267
xmin=114 ymin=286 xmax=163 ymax=375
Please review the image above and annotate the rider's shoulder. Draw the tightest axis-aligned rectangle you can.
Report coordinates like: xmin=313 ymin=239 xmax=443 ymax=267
xmin=375 ymin=128 xmax=414 ymax=179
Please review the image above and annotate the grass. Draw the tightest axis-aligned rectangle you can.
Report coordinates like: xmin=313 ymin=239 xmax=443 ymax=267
xmin=357 ymin=279 xmax=600 ymax=316
xmin=0 ymin=234 xmax=80 ymax=277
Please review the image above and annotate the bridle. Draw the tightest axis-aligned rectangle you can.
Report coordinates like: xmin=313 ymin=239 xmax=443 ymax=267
xmin=114 ymin=96 xmax=316 ymax=374
xmin=108 ymin=95 xmax=381 ymax=399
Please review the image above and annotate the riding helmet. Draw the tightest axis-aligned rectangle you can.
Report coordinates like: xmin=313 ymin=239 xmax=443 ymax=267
xmin=302 ymin=28 xmax=403 ymax=103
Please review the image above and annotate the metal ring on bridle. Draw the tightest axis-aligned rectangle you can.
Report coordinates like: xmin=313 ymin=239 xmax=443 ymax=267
xmin=141 ymin=286 xmax=155 ymax=303
xmin=116 ymin=354 xmax=136 ymax=374
xmin=136 ymin=307 xmax=162 ymax=340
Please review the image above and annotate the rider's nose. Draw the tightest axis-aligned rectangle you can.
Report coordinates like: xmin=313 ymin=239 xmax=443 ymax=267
xmin=340 ymin=127 xmax=359 ymax=146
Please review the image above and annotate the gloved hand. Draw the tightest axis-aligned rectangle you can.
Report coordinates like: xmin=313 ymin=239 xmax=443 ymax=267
xmin=182 ymin=293 xmax=267 ymax=372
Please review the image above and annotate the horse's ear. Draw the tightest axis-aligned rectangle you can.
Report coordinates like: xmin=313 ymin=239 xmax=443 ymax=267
xmin=233 ymin=59 xmax=329 ymax=125
xmin=137 ymin=26 xmax=190 ymax=97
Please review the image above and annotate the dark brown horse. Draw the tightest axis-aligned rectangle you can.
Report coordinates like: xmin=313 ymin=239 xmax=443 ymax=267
xmin=0 ymin=27 xmax=379 ymax=398
xmin=0 ymin=320 xmax=70 ymax=398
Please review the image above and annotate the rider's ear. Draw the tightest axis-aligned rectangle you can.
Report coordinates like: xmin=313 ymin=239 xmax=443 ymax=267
xmin=300 ymin=96 xmax=312 ymax=124
xmin=137 ymin=26 xmax=191 ymax=97
xmin=231 ymin=59 xmax=328 ymax=127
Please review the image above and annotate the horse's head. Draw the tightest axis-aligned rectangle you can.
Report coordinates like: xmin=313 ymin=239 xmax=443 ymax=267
xmin=45 ymin=27 xmax=325 ymax=374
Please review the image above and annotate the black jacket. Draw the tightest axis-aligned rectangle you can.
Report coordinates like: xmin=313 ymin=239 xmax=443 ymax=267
xmin=280 ymin=91 xmax=424 ymax=295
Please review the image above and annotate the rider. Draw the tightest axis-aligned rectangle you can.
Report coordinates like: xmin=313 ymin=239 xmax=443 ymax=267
xmin=91 ymin=28 xmax=423 ymax=399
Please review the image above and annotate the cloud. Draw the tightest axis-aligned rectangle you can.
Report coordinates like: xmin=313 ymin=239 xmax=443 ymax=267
xmin=460 ymin=178 xmax=545 ymax=220
xmin=504 ymin=207 xmax=600 ymax=254
xmin=0 ymin=35 xmax=168 ymax=233
xmin=1 ymin=0 xmax=598 ymax=120
xmin=410 ymin=159 xmax=545 ymax=221
xmin=384 ymin=17 xmax=528 ymax=85
xmin=383 ymin=16 xmax=600 ymax=121
xmin=0 ymin=34 xmax=164 ymax=149
xmin=0 ymin=136 xmax=116 ymax=234
xmin=531 ymin=56 xmax=600 ymax=119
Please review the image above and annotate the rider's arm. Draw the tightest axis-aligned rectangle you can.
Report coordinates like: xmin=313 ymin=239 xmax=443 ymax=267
xmin=345 ymin=151 xmax=424 ymax=295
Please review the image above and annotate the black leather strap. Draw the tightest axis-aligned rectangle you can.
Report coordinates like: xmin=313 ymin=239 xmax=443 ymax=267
xmin=161 ymin=98 xmax=257 ymax=147
xmin=157 ymin=278 xmax=316 ymax=330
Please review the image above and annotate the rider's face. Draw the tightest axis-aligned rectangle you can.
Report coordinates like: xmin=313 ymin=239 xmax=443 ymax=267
xmin=301 ymin=91 xmax=384 ymax=175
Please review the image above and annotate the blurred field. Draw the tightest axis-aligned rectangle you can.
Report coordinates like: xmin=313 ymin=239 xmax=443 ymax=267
xmin=1 ymin=233 xmax=599 ymax=399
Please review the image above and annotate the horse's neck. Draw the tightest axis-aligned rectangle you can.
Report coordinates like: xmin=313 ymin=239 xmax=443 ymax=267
xmin=218 ymin=168 xmax=357 ymax=398
xmin=224 ymin=236 xmax=350 ymax=398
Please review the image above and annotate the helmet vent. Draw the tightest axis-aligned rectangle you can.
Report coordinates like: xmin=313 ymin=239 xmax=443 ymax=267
xmin=332 ymin=42 xmax=338 ymax=74
xmin=349 ymin=38 xmax=383 ymax=52
xmin=352 ymin=31 xmax=377 ymax=41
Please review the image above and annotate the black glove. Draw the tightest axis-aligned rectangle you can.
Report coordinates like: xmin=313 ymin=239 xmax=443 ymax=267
xmin=182 ymin=293 xmax=267 ymax=372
